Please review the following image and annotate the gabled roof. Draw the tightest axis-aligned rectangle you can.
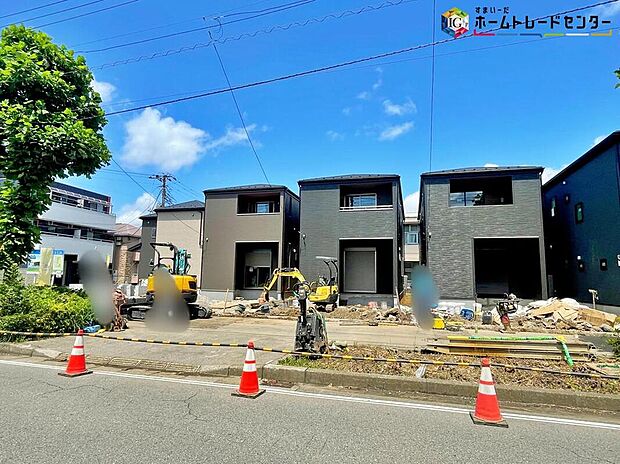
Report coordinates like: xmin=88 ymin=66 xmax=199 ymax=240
xmin=139 ymin=212 xmax=157 ymax=220
xmin=204 ymin=184 xmax=290 ymax=194
xmin=154 ymin=200 xmax=204 ymax=212
xmin=114 ymin=223 xmax=141 ymax=237
xmin=543 ymin=131 xmax=620 ymax=189
xmin=298 ymin=174 xmax=400 ymax=185
xmin=421 ymin=166 xmax=543 ymax=178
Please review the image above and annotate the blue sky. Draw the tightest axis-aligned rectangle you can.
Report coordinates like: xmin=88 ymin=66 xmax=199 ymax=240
xmin=3 ymin=0 xmax=619 ymax=223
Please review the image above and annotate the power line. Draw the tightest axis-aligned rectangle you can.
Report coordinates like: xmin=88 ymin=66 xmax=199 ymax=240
xmin=149 ymin=173 xmax=177 ymax=207
xmin=78 ymin=0 xmax=316 ymax=53
xmin=33 ymin=0 xmax=139 ymax=28
xmin=71 ymin=0 xmax=276 ymax=47
xmin=102 ymin=0 xmax=620 ymax=118
xmin=211 ymin=42 xmax=271 ymax=185
xmin=89 ymin=0 xmax=417 ymax=73
xmin=2 ymin=0 xmax=106 ymax=27
xmin=0 ymin=0 xmax=73 ymax=20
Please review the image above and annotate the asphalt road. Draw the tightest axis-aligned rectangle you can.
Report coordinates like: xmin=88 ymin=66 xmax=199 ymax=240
xmin=1 ymin=358 xmax=619 ymax=464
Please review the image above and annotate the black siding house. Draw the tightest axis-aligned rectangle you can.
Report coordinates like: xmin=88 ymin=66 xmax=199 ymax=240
xmin=543 ymin=131 xmax=620 ymax=307
xmin=298 ymin=174 xmax=404 ymax=306
xmin=419 ymin=166 xmax=547 ymax=301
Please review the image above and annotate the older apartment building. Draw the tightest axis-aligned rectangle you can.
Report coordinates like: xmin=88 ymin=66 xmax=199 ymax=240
xmin=32 ymin=182 xmax=116 ymax=285
xmin=298 ymin=174 xmax=404 ymax=306
xmin=201 ymin=184 xmax=300 ymax=300
xmin=419 ymin=166 xmax=547 ymax=300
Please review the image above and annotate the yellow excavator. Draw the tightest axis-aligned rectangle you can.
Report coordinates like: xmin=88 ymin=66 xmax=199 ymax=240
xmin=261 ymin=257 xmax=339 ymax=311
xmin=124 ymin=242 xmax=211 ymax=320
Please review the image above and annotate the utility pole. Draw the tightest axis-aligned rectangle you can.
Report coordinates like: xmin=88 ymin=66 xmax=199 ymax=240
xmin=149 ymin=173 xmax=176 ymax=207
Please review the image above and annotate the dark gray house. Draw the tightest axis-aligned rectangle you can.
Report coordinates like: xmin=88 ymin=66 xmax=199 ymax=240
xmin=543 ymin=131 xmax=620 ymax=307
xmin=419 ymin=166 xmax=547 ymax=300
xmin=201 ymin=184 xmax=300 ymax=300
xmin=298 ymin=174 xmax=404 ymax=306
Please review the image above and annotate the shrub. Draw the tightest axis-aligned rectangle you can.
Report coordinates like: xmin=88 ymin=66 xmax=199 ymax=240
xmin=609 ymin=336 xmax=620 ymax=358
xmin=0 ymin=269 xmax=95 ymax=339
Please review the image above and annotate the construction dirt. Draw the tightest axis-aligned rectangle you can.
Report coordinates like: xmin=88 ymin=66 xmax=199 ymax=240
xmin=278 ymin=346 xmax=620 ymax=394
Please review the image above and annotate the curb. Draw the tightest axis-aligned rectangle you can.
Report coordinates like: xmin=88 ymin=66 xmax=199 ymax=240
xmin=2 ymin=342 xmax=619 ymax=412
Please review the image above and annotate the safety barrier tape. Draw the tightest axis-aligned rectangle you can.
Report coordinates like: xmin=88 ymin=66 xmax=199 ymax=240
xmin=1 ymin=330 xmax=618 ymax=380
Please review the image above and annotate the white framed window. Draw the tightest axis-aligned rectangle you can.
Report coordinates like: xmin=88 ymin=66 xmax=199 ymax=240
xmin=345 ymin=193 xmax=377 ymax=208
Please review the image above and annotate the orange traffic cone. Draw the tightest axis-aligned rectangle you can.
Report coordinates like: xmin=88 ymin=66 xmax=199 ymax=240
xmin=58 ymin=329 xmax=92 ymax=378
xmin=470 ymin=357 xmax=507 ymax=427
xmin=231 ymin=341 xmax=265 ymax=399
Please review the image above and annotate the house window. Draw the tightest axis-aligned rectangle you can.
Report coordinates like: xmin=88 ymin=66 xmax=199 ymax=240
xmin=345 ymin=194 xmax=377 ymax=208
xmin=238 ymin=194 xmax=280 ymax=214
xmin=575 ymin=202 xmax=584 ymax=223
xmin=550 ymin=197 xmax=556 ymax=217
xmin=449 ymin=176 xmax=513 ymax=207
xmin=404 ymin=225 xmax=419 ymax=245
xmin=244 ymin=266 xmax=271 ymax=288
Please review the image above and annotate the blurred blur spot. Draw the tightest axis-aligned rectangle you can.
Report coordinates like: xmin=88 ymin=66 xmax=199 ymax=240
xmin=411 ymin=266 xmax=438 ymax=330
xmin=79 ymin=251 xmax=114 ymax=325
xmin=145 ymin=268 xmax=189 ymax=332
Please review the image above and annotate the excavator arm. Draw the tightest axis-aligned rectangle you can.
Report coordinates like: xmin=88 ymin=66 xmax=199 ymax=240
xmin=262 ymin=268 xmax=307 ymax=301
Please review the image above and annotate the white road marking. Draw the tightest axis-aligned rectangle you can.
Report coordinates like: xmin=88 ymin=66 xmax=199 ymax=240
xmin=1 ymin=359 xmax=619 ymax=431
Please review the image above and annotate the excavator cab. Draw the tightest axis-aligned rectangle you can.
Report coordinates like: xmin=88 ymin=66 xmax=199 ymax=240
xmin=146 ymin=242 xmax=198 ymax=304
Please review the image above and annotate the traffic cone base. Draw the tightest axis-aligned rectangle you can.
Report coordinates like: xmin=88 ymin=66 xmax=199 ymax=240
xmin=469 ymin=412 xmax=508 ymax=428
xmin=232 ymin=341 xmax=265 ymax=399
xmin=58 ymin=329 xmax=92 ymax=378
xmin=471 ymin=357 xmax=508 ymax=428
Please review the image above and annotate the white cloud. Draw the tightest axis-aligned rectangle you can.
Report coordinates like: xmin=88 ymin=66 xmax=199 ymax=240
xmin=205 ymin=124 xmax=257 ymax=151
xmin=92 ymin=79 xmax=116 ymax=103
xmin=356 ymin=91 xmax=371 ymax=100
xmin=593 ymin=135 xmax=606 ymax=146
xmin=379 ymin=121 xmax=414 ymax=141
xmin=404 ymin=191 xmax=420 ymax=215
xmin=383 ymin=98 xmax=416 ymax=116
xmin=484 ymin=163 xmax=499 ymax=167
xmin=342 ymin=107 xmax=352 ymax=116
xmin=121 ymin=108 xmax=207 ymax=171
xmin=326 ymin=130 xmax=344 ymax=141
xmin=372 ymin=67 xmax=383 ymax=90
xmin=542 ymin=167 xmax=561 ymax=184
xmin=116 ymin=192 xmax=156 ymax=226
xmin=594 ymin=4 xmax=620 ymax=16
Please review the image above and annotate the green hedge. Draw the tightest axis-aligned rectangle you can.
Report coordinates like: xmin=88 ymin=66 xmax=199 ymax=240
xmin=0 ymin=265 xmax=94 ymax=339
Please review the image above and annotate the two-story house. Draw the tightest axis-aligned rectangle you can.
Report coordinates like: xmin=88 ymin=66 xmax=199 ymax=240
xmin=543 ymin=131 xmax=620 ymax=307
xmin=298 ymin=174 xmax=404 ymax=306
xmin=201 ymin=184 xmax=300 ymax=300
xmin=419 ymin=166 xmax=547 ymax=301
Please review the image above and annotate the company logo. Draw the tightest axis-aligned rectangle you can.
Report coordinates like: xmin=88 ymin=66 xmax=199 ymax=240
xmin=441 ymin=7 xmax=469 ymax=38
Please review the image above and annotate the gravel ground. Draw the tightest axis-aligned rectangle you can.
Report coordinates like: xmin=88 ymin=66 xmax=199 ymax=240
xmin=279 ymin=345 xmax=620 ymax=394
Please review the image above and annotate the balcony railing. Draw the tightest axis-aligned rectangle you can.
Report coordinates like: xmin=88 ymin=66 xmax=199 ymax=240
xmin=339 ymin=204 xmax=393 ymax=211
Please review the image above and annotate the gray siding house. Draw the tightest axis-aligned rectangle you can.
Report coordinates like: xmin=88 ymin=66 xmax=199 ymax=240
xmin=419 ymin=166 xmax=547 ymax=300
xmin=201 ymin=184 xmax=300 ymax=300
xmin=543 ymin=131 xmax=620 ymax=307
xmin=298 ymin=174 xmax=404 ymax=306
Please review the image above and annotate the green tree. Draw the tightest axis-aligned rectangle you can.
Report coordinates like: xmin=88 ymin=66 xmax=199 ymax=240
xmin=0 ymin=25 xmax=109 ymax=269
xmin=616 ymin=68 xmax=620 ymax=88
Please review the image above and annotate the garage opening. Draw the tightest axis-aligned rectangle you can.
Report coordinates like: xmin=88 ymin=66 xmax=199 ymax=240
xmin=340 ymin=239 xmax=393 ymax=294
xmin=473 ymin=238 xmax=542 ymax=299
xmin=234 ymin=242 xmax=279 ymax=298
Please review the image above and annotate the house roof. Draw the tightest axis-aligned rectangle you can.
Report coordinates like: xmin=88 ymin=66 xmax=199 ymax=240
xmin=298 ymin=174 xmax=400 ymax=185
xmin=154 ymin=200 xmax=204 ymax=212
xmin=114 ymin=223 xmax=141 ymax=237
xmin=421 ymin=166 xmax=543 ymax=178
xmin=51 ymin=181 xmax=111 ymax=202
xmin=139 ymin=212 xmax=157 ymax=220
xmin=204 ymin=184 xmax=289 ymax=193
xmin=543 ymin=131 xmax=620 ymax=189
xmin=204 ymin=184 xmax=298 ymax=199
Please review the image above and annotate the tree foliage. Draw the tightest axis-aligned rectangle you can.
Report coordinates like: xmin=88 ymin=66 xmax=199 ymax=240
xmin=616 ymin=68 xmax=620 ymax=88
xmin=0 ymin=25 xmax=110 ymax=269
